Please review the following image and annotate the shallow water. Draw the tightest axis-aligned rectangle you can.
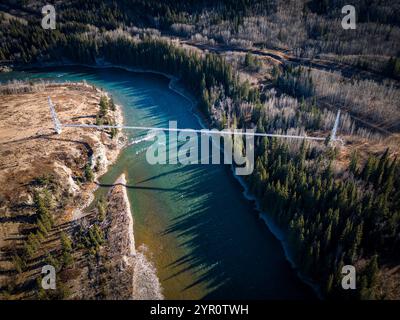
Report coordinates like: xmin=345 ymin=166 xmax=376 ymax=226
xmin=0 ymin=66 xmax=316 ymax=299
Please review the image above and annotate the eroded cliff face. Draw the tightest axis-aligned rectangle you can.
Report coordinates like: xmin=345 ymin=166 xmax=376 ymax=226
xmin=0 ymin=81 xmax=162 ymax=300
xmin=80 ymin=174 xmax=163 ymax=300
xmin=94 ymin=174 xmax=136 ymax=300
xmin=106 ymin=174 xmax=163 ymax=300
xmin=0 ymin=82 xmax=127 ymax=298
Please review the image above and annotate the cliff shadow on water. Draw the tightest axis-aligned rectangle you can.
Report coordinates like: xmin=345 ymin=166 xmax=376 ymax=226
xmin=3 ymin=66 xmax=317 ymax=300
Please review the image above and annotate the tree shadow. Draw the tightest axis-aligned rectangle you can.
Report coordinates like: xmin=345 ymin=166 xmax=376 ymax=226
xmin=150 ymin=164 xmax=317 ymax=300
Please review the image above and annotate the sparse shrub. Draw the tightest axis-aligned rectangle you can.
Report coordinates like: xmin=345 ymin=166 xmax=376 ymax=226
xmin=243 ymin=53 xmax=261 ymax=72
xmin=75 ymin=224 xmax=105 ymax=256
xmin=12 ymin=254 xmax=27 ymax=274
xmin=60 ymin=232 xmax=73 ymax=253
xmin=60 ymin=232 xmax=74 ymax=268
xmin=99 ymin=96 xmax=109 ymax=117
xmin=45 ymin=253 xmax=61 ymax=272
xmin=84 ymin=164 xmax=94 ymax=182
xmin=96 ymin=197 xmax=107 ymax=222
xmin=109 ymin=97 xmax=116 ymax=111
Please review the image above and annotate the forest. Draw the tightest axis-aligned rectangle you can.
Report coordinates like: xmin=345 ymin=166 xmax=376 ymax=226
xmin=1 ymin=0 xmax=399 ymax=70
xmin=0 ymin=0 xmax=399 ymax=299
xmin=15 ymin=29 xmax=398 ymax=299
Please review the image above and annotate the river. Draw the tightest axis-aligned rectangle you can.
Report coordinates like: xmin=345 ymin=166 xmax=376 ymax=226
xmin=0 ymin=66 xmax=316 ymax=299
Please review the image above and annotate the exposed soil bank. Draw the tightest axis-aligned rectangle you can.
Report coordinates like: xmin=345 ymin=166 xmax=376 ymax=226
xmin=0 ymin=81 xmax=160 ymax=299
xmin=95 ymin=174 xmax=163 ymax=299
xmin=1 ymin=67 xmax=316 ymax=300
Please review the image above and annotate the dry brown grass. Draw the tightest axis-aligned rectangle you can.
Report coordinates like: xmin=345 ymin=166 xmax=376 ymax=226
xmin=0 ymin=82 xmax=122 ymax=298
xmin=335 ymin=133 xmax=400 ymax=172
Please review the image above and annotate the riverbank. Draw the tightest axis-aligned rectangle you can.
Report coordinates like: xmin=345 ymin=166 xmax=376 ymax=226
xmin=232 ymin=170 xmax=322 ymax=298
xmin=91 ymin=173 xmax=163 ymax=299
xmin=16 ymin=60 xmax=212 ymax=130
xmin=0 ymin=80 xmax=123 ymax=221
xmin=110 ymin=63 xmax=321 ymax=297
xmin=1 ymin=65 xmax=317 ymax=299
xmin=0 ymin=81 xmax=128 ymax=299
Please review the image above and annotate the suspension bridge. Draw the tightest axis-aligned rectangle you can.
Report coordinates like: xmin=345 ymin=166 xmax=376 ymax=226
xmin=48 ymin=97 xmax=343 ymax=144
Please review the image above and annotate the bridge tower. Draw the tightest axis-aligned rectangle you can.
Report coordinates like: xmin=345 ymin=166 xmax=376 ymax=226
xmin=329 ymin=109 xmax=343 ymax=145
xmin=48 ymin=97 xmax=62 ymax=134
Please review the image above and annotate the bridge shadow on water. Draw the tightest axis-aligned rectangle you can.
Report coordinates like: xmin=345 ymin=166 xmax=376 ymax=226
xmin=23 ymin=66 xmax=317 ymax=299
xmin=138 ymin=163 xmax=317 ymax=300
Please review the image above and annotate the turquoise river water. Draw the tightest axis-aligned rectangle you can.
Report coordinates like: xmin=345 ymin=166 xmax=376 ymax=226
xmin=0 ymin=66 xmax=316 ymax=299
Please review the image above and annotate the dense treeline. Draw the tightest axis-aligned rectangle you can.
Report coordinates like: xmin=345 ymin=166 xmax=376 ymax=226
xmin=1 ymin=0 xmax=399 ymax=299
xmin=307 ymin=0 xmax=400 ymax=26
xmin=1 ymin=0 xmax=275 ymax=32
xmin=54 ymin=31 xmax=400 ymax=298
xmin=0 ymin=11 xmax=254 ymax=110
xmin=247 ymin=139 xmax=400 ymax=299
xmin=1 ymin=0 xmax=399 ymax=78
xmin=0 ymin=16 xmax=64 ymax=63
xmin=58 ymin=31 xmax=260 ymax=116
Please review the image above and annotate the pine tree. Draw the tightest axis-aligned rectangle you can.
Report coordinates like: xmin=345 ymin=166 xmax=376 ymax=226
xmin=99 ymin=96 xmax=109 ymax=117
xmin=109 ymin=97 xmax=116 ymax=111
xmin=365 ymin=255 xmax=379 ymax=288
xmin=349 ymin=150 xmax=358 ymax=175
xmin=84 ymin=164 xmax=94 ymax=182
xmin=362 ymin=156 xmax=376 ymax=182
